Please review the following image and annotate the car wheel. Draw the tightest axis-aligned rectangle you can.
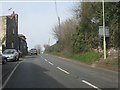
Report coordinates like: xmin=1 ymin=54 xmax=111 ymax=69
xmin=2 ymin=61 xmax=5 ymax=64
xmin=5 ymin=59 xmax=7 ymax=64
xmin=2 ymin=59 xmax=7 ymax=64
xmin=14 ymin=57 xmax=17 ymax=61
xmin=17 ymin=57 xmax=19 ymax=61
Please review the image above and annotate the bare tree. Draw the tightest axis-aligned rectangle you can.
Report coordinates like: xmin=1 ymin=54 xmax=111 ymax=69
xmin=44 ymin=44 xmax=49 ymax=52
xmin=52 ymin=18 xmax=77 ymax=51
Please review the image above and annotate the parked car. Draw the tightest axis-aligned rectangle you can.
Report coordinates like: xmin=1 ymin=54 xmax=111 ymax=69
xmin=2 ymin=49 xmax=19 ymax=61
xmin=0 ymin=53 xmax=7 ymax=64
xmin=29 ymin=49 xmax=37 ymax=55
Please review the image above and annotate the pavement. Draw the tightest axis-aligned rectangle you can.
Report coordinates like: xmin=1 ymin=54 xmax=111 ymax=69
xmin=1 ymin=54 xmax=119 ymax=89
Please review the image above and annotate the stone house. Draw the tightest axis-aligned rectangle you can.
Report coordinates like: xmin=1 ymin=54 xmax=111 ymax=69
xmin=0 ymin=11 xmax=18 ymax=51
xmin=18 ymin=34 xmax=28 ymax=55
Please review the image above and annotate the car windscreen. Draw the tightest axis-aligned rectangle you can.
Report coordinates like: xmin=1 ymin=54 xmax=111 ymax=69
xmin=3 ymin=50 xmax=15 ymax=54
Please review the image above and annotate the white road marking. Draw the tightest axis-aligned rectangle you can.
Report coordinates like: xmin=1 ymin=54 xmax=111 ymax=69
xmin=40 ymin=56 xmax=48 ymax=62
xmin=82 ymin=80 xmax=100 ymax=89
xmin=40 ymin=56 xmax=47 ymax=61
xmin=2 ymin=62 xmax=21 ymax=88
xmin=57 ymin=67 xmax=70 ymax=74
xmin=40 ymin=56 xmax=44 ymax=59
xmin=44 ymin=59 xmax=48 ymax=61
xmin=48 ymin=62 xmax=54 ymax=66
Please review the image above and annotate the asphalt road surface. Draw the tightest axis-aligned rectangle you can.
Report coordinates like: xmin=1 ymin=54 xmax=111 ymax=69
xmin=2 ymin=54 xmax=118 ymax=89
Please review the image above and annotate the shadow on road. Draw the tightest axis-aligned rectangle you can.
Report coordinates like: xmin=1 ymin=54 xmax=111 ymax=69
xmin=23 ymin=55 xmax=38 ymax=59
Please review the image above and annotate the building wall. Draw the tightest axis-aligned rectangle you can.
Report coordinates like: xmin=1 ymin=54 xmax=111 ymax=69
xmin=0 ymin=13 xmax=19 ymax=51
xmin=0 ymin=16 xmax=2 ymax=42
xmin=0 ymin=17 xmax=2 ymax=53
xmin=6 ymin=14 xmax=18 ymax=50
xmin=1 ymin=12 xmax=28 ymax=55
xmin=18 ymin=36 xmax=28 ymax=55
xmin=0 ymin=16 xmax=6 ymax=45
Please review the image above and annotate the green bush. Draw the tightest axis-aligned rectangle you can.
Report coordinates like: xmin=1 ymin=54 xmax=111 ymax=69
xmin=50 ymin=51 xmax=100 ymax=64
xmin=73 ymin=51 xmax=100 ymax=64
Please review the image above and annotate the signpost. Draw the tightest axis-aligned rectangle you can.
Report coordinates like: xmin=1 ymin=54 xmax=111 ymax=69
xmin=99 ymin=26 xmax=109 ymax=37
xmin=102 ymin=0 xmax=107 ymax=60
xmin=99 ymin=25 xmax=109 ymax=59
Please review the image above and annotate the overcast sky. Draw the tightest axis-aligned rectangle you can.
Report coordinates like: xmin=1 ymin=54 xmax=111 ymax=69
xmin=0 ymin=1 xmax=77 ymax=51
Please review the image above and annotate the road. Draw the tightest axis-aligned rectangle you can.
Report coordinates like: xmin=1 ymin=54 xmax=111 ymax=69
xmin=2 ymin=54 xmax=118 ymax=89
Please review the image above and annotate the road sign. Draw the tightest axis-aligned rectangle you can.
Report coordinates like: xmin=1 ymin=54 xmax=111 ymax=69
xmin=99 ymin=26 xmax=109 ymax=37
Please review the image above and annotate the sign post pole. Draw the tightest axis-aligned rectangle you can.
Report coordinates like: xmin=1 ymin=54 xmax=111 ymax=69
xmin=102 ymin=0 xmax=106 ymax=59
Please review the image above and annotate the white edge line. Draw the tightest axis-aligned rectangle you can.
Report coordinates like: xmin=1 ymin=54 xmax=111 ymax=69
xmin=82 ymin=80 xmax=100 ymax=89
xmin=2 ymin=62 xmax=21 ymax=88
xmin=57 ymin=67 xmax=70 ymax=74
xmin=48 ymin=62 xmax=54 ymax=65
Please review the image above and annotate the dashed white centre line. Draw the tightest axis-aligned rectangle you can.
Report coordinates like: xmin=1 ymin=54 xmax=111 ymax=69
xmin=44 ymin=59 xmax=48 ymax=61
xmin=48 ymin=62 xmax=54 ymax=65
xmin=57 ymin=67 xmax=70 ymax=74
xmin=82 ymin=80 xmax=100 ymax=90
xmin=40 ymin=56 xmax=44 ymax=59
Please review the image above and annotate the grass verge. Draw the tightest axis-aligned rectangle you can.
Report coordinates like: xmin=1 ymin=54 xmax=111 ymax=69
xmin=72 ymin=52 xmax=100 ymax=64
xmin=49 ymin=51 xmax=100 ymax=64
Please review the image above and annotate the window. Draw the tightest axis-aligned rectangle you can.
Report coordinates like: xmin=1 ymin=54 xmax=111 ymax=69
xmin=13 ymin=28 xmax=15 ymax=34
xmin=11 ymin=42 xmax=14 ymax=48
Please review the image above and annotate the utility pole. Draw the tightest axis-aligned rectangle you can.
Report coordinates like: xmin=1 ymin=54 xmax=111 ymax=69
xmin=58 ymin=16 xmax=61 ymax=41
xmin=55 ymin=0 xmax=61 ymax=33
xmin=102 ymin=0 xmax=107 ymax=59
xmin=58 ymin=16 xmax=61 ymax=50
xmin=48 ymin=38 xmax=50 ymax=46
xmin=58 ymin=16 xmax=60 ymax=30
xmin=55 ymin=1 xmax=61 ymax=50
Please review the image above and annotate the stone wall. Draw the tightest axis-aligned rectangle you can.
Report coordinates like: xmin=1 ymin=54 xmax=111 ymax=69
xmin=0 ymin=16 xmax=6 ymax=44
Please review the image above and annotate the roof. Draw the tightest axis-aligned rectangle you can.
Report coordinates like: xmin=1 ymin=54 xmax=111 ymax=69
xmin=18 ymin=34 xmax=27 ymax=40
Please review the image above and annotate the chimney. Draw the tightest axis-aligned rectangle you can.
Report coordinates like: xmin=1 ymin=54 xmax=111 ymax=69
xmin=12 ymin=11 xmax=15 ymax=15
